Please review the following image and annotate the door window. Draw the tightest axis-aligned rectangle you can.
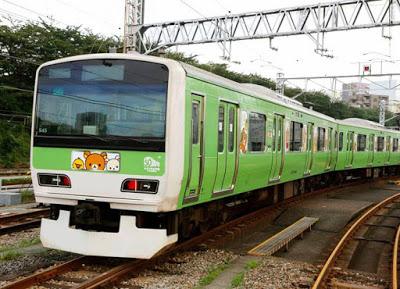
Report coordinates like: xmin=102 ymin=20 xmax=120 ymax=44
xmin=228 ymin=108 xmax=235 ymax=152
xmin=218 ymin=106 xmax=224 ymax=152
xmin=192 ymin=102 xmax=199 ymax=144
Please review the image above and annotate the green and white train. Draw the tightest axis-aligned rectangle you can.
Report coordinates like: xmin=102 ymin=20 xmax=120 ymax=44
xmin=31 ymin=53 xmax=400 ymax=258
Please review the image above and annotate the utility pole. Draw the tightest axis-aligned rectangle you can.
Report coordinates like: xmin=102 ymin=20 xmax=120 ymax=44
xmin=276 ymin=72 xmax=285 ymax=95
xmin=379 ymin=99 xmax=386 ymax=126
xmin=123 ymin=0 xmax=145 ymax=53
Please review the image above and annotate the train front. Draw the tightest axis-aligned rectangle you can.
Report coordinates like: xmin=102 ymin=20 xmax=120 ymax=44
xmin=30 ymin=54 xmax=186 ymax=258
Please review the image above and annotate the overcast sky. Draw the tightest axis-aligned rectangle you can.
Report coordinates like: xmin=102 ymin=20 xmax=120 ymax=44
xmin=1 ymin=0 xmax=400 ymax=99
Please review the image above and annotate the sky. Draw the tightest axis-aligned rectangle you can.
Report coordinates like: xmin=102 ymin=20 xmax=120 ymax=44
xmin=1 ymin=0 xmax=400 ymax=99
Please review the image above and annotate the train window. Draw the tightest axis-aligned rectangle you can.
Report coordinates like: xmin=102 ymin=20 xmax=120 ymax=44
xmin=249 ymin=112 xmax=266 ymax=152
xmin=218 ymin=106 xmax=224 ymax=152
xmin=357 ymin=134 xmax=366 ymax=151
xmin=192 ymin=102 xmax=199 ymax=144
xmin=228 ymin=108 xmax=235 ymax=152
xmin=317 ymin=127 xmax=325 ymax=151
xmin=377 ymin=136 xmax=385 ymax=151
xmin=393 ymin=138 xmax=399 ymax=152
xmin=289 ymin=121 xmax=303 ymax=151
xmin=334 ymin=131 xmax=338 ymax=149
xmin=339 ymin=132 xmax=344 ymax=151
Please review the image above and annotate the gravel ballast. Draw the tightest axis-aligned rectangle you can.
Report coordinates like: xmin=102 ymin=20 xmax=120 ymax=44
xmin=243 ymin=256 xmax=319 ymax=289
xmin=117 ymin=249 xmax=236 ymax=289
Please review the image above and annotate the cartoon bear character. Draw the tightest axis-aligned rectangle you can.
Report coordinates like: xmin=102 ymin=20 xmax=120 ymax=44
xmin=106 ymin=156 xmax=120 ymax=171
xmin=72 ymin=157 xmax=85 ymax=170
xmin=83 ymin=151 xmax=107 ymax=171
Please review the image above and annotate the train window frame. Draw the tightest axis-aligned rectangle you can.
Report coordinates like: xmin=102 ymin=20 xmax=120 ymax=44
xmin=377 ymin=136 xmax=385 ymax=152
xmin=317 ymin=127 xmax=325 ymax=151
xmin=248 ymin=112 xmax=266 ymax=152
xmin=338 ymin=132 xmax=344 ymax=151
xmin=393 ymin=138 xmax=399 ymax=152
xmin=289 ymin=121 xmax=303 ymax=152
xmin=357 ymin=134 xmax=367 ymax=151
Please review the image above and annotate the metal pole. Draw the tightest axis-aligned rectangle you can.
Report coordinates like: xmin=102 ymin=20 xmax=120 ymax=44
xmin=124 ymin=0 xmax=145 ymax=53
xmin=379 ymin=99 xmax=386 ymax=125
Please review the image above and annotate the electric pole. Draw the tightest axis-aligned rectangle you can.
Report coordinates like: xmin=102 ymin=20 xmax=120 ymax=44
xmin=124 ymin=0 xmax=145 ymax=53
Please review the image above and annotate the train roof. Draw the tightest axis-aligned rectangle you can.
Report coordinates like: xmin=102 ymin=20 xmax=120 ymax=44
xmin=180 ymin=62 xmax=336 ymax=122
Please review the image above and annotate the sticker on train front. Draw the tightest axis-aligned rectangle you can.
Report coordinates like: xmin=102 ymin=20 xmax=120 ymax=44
xmin=71 ymin=151 xmax=120 ymax=172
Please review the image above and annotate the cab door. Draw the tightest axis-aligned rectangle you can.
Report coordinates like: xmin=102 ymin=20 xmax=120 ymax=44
xmin=345 ymin=131 xmax=354 ymax=168
xmin=270 ymin=114 xmax=284 ymax=182
xmin=213 ymin=101 xmax=238 ymax=193
xmin=184 ymin=94 xmax=204 ymax=200
xmin=367 ymin=134 xmax=374 ymax=166
xmin=304 ymin=122 xmax=314 ymax=175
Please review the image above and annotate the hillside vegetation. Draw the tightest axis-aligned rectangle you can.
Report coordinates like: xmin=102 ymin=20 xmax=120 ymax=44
xmin=0 ymin=20 xmax=395 ymax=168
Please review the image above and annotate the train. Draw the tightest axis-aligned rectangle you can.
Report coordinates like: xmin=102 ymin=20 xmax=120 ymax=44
xmin=31 ymin=53 xmax=400 ymax=258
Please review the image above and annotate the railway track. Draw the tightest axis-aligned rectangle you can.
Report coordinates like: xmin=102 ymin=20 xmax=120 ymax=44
xmin=312 ymin=192 xmax=400 ymax=289
xmin=0 ymin=208 xmax=49 ymax=235
xmin=0 ymin=178 xmax=377 ymax=289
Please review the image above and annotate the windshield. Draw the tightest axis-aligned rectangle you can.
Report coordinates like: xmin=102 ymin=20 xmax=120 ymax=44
xmin=34 ymin=59 xmax=168 ymax=151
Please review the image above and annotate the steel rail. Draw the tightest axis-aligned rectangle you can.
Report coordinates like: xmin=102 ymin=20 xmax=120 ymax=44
xmin=393 ymin=226 xmax=399 ymax=289
xmin=0 ymin=256 xmax=91 ymax=289
xmin=312 ymin=192 xmax=400 ymax=289
xmin=0 ymin=208 xmax=49 ymax=235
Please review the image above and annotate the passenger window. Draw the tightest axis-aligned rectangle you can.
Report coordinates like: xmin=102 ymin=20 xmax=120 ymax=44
xmin=339 ymin=132 xmax=344 ymax=151
xmin=289 ymin=121 xmax=303 ymax=151
xmin=192 ymin=102 xmax=199 ymax=144
xmin=249 ymin=112 xmax=266 ymax=152
xmin=218 ymin=106 xmax=224 ymax=152
xmin=377 ymin=136 xmax=385 ymax=151
xmin=228 ymin=108 xmax=235 ymax=152
xmin=317 ymin=127 xmax=325 ymax=151
xmin=393 ymin=138 xmax=399 ymax=152
xmin=334 ymin=131 xmax=338 ymax=149
xmin=357 ymin=134 xmax=366 ymax=151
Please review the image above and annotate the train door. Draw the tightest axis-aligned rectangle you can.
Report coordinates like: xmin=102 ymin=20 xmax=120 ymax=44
xmin=386 ymin=136 xmax=391 ymax=164
xmin=213 ymin=102 xmax=238 ymax=193
xmin=326 ymin=128 xmax=333 ymax=170
xmin=270 ymin=114 xmax=284 ymax=182
xmin=304 ymin=122 xmax=314 ymax=175
xmin=345 ymin=131 xmax=354 ymax=168
xmin=367 ymin=134 xmax=375 ymax=165
xmin=184 ymin=95 xmax=204 ymax=200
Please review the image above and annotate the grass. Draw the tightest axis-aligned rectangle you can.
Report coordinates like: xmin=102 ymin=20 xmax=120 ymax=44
xmin=0 ymin=236 xmax=41 ymax=261
xmin=230 ymin=272 xmax=244 ymax=288
xmin=244 ymin=259 xmax=260 ymax=270
xmin=2 ymin=177 xmax=31 ymax=186
xmin=0 ymin=250 xmax=22 ymax=261
xmin=197 ymin=260 xmax=231 ymax=287
xmin=229 ymin=259 xmax=261 ymax=289
xmin=20 ymin=189 xmax=34 ymax=203
xmin=0 ymin=236 xmax=41 ymax=254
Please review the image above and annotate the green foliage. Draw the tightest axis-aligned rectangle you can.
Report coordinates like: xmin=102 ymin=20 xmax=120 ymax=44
xmin=0 ymin=120 xmax=30 ymax=168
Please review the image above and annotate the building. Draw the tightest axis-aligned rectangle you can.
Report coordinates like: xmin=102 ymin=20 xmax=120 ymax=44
xmin=341 ymin=82 xmax=389 ymax=110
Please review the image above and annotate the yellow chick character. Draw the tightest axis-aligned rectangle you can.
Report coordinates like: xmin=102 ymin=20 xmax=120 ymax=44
xmin=72 ymin=157 xmax=85 ymax=170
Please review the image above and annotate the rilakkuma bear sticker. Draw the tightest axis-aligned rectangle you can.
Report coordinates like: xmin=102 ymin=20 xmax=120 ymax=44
xmin=239 ymin=111 xmax=248 ymax=153
xmin=71 ymin=151 xmax=120 ymax=172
